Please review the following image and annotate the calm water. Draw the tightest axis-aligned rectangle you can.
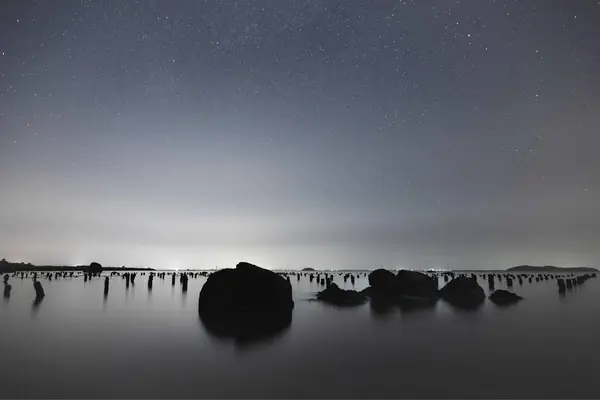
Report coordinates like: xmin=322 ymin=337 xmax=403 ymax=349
xmin=2 ymin=271 xmax=600 ymax=398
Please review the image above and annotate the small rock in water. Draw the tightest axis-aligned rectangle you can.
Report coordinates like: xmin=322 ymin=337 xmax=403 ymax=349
xmin=439 ymin=276 xmax=485 ymax=310
xmin=489 ymin=289 xmax=523 ymax=306
xmin=316 ymin=283 xmax=367 ymax=307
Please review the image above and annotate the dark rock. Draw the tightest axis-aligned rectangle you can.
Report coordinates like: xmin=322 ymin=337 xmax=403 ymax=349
xmin=89 ymin=262 xmax=103 ymax=273
xmin=368 ymin=269 xmax=399 ymax=293
xmin=365 ymin=269 xmax=439 ymax=308
xmin=198 ymin=262 xmax=293 ymax=345
xmin=489 ymin=289 xmax=523 ymax=306
xmin=396 ymin=270 xmax=438 ymax=299
xmin=316 ymin=283 xmax=367 ymax=307
xmin=3 ymin=284 xmax=11 ymax=298
xmin=439 ymin=277 xmax=485 ymax=310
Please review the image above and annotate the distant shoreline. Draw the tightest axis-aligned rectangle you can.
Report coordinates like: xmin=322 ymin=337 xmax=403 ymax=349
xmin=1 ymin=260 xmax=596 ymax=273
xmin=0 ymin=262 xmax=155 ymax=273
xmin=507 ymin=265 xmax=598 ymax=272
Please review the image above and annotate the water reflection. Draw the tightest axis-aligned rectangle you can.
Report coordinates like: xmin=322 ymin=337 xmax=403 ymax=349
xmin=369 ymin=297 xmax=437 ymax=320
xmin=441 ymin=298 xmax=485 ymax=312
xmin=3 ymin=284 xmax=11 ymax=299
xmin=559 ymin=292 xmax=567 ymax=301
xmin=199 ymin=305 xmax=292 ymax=350
xmin=181 ymin=286 xmax=188 ymax=306
xmin=369 ymin=297 xmax=396 ymax=320
xmin=32 ymin=296 xmax=44 ymax=315
xmin=397 ymin=299 xmax=437 ymax=315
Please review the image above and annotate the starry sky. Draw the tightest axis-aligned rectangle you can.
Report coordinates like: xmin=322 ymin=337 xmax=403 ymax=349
xmin=1 ymin=0 xmax=599 ymax=270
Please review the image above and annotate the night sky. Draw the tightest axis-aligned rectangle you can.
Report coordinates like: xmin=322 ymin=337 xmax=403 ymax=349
xmin=1 ymin=0 xmax=599 ymax=270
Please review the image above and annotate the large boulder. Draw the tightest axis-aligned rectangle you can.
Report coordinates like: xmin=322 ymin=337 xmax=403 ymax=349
xmin=396 ymin=270 xmax=438 ymax=299
xmin=198 ymin=262 xmax=293 ymax=345
xmin=316 ymin=283 xmax=367 ymax=307
xmin=366 ymin=269 xmax=439 ymax=304
xmin=489 ymin=290 xmax=523 ymax=306
xmin=368 ymin=269 xmax=399 ymax=293
xmin=439 ymin=276 xmax=485 ymax=310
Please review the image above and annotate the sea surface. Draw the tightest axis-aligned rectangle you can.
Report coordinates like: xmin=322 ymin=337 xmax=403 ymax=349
xmin=2 ymin=270 xmax=600 ymax=398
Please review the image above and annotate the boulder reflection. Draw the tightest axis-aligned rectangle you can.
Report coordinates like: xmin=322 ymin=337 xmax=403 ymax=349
xmin=199 ymin=306 xmax=292 ymax=350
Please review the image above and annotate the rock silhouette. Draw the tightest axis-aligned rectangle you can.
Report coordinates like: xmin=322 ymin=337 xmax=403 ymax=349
xmin=395 ymin=270 xmax=438 ymax=299
xmin=316 ymin=283 xmax=367 ymax=307
xmin=368 ymin=269 xmax=398 ymax=292
xmin=439 ymin=276 xmax=485 ymax=310
xmin=198 ymin=262 xmax=294 ymax=346
xmin=89 ymin=262 xmax=103 ymax=274
xmin=3 ymin=283 xmax=11 ymax=298
xmin=364 ymin=269 xmax=438 ymax=308
xmin=489 ymin=289 xmax=523 ymax=306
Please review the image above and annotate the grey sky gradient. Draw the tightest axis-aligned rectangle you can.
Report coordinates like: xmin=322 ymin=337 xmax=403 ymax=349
xmin=1 ymin=0 xmax=600 ymax=269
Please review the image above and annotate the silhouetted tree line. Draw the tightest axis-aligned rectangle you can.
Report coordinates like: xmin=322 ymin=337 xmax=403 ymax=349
xmin=0 ymin=258 xmax=154 ymax=273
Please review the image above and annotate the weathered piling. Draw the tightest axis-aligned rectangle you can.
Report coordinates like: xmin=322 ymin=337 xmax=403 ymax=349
xmin=3 ymin=283 xmax=11 ymax=298
xmin=104 ymin=276 xmax=109 ymax=296
xmin=34 ymin=281 xmax=45 ymax=298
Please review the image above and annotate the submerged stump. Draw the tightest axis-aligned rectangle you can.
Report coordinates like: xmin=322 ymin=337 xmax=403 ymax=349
xmin=34 ymin=281 xmax=45 ymax=299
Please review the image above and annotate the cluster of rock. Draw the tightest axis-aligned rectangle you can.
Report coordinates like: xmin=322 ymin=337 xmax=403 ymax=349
xmin=194 ymin=264 xmax=533 ymax=347
xmin=316 ymin=269 xmax=524 ymax=310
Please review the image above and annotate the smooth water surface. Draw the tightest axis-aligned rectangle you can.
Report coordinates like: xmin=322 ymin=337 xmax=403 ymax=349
xmin=2 ymin=271 xmax=600 ymax=398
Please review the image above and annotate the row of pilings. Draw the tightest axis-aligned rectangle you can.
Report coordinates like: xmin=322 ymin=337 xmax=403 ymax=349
xmin=1 ymin=270 xmax=209 ymax=301
xmin=2 ymin=269 xmax=597 ymax=303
